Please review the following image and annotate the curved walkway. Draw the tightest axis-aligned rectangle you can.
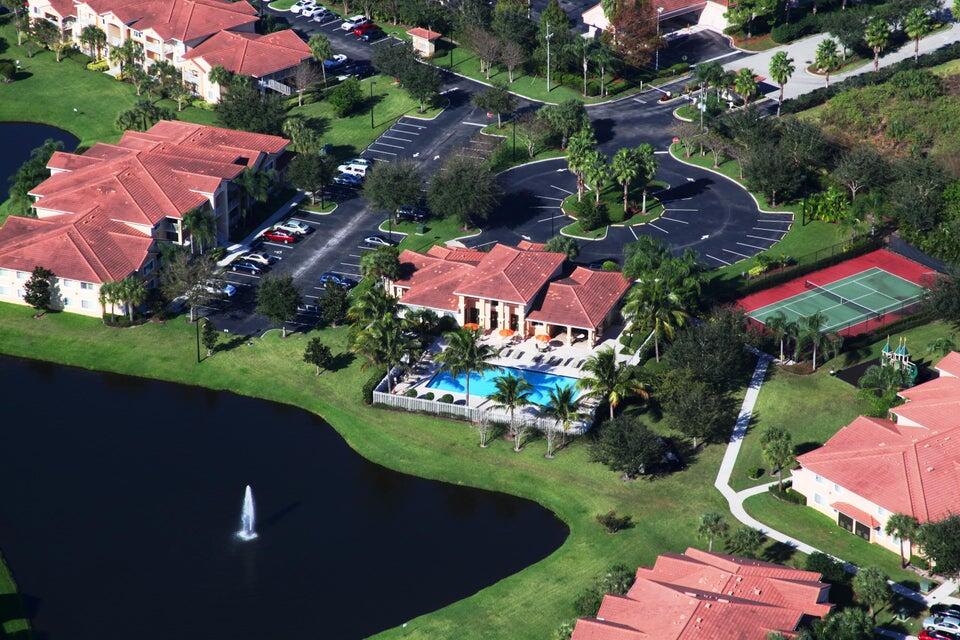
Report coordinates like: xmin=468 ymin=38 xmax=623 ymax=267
xmin=716 ymin=352 xmax=960 ymax=627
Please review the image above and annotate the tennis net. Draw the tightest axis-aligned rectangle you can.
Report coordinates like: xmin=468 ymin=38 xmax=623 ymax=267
xmin=804 ymin=280 xmax=877 ymax=317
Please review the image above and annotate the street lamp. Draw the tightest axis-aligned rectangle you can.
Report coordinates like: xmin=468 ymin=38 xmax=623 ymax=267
xmin=655 ymin=7 xmax=664 ymax=72
xmin=512 ymin=117 xmax=517 ymax=161
xmin=369 ymin=79 xmax=375 ymax=129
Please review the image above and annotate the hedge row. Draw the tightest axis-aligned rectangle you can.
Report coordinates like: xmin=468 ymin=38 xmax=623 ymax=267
xmin=781 ymin=41 xmax=960 ymax=114
xmin=362 ymin=366 xmax=388 ymax=405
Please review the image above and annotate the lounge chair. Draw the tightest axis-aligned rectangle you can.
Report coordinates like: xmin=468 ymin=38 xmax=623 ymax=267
xmin=502 ymin=349 xmax=513 ymax=358
xmin=533 ymin=355 xmax=544 ymax=363
xmin=563 ymin=358 xmax=573 ymax=366
xmin=575 ymin=359 xmax=586 ymax=368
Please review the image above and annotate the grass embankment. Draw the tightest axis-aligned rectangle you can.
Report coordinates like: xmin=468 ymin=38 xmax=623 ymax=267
xmin=668 ymin=143 xmax=847 ymax=290
xmin=0 ymin=18 xmax=217 ymax=147
xmin=378 ymin=216 xmax=479 ymax=253
xmin=0 ymin=302 xmax=736 ymax=640
xmin=0 ymin=550 xmax=29 ymax=638
xmin=560 ymin=181 xmax=667 ymax=239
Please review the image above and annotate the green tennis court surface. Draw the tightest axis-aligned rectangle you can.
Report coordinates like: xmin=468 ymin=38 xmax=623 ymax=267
xmin=748 ymin=267 xmax=926 ymax=333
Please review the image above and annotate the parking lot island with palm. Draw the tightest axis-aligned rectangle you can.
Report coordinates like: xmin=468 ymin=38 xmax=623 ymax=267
xmin=1 ymin=0 xmax=960 ymax=638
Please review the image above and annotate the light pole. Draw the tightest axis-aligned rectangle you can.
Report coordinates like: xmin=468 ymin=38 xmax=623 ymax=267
xmin=512 ymin=117 xmax=517 ymax=161
xmin=369 ymin=79 xmax=375 ymax=129
xmin=655 ymin=7 xmax=664 ymax=72
xmin=195 ymin=317 xmax=201 ymax=364
xmin=545 ymin=22 xmax=553 ymax=93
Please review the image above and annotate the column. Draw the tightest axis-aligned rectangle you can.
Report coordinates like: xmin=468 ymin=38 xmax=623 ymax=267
xmin=566 ymin=326 xmax=572 ymax=346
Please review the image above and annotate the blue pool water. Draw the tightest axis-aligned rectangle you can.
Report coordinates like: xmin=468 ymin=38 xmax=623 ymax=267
xmin=427 ymin=366 xmax=580 ymax=406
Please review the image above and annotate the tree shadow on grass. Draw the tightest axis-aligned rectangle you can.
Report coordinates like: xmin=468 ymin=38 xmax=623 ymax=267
xmin=326 ymin=351 xmax=355 ymax=372
xmin=761 ymin=541 xmax=797 ymax=564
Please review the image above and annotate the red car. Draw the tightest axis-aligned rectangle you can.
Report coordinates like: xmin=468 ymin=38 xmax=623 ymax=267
xmin=920 ymin=630 xmax=957 ymax=640
xmin=261 ymin=229 xmax=298 ymax=244
xmin=352 ymin=22 xmax=378 ymax=36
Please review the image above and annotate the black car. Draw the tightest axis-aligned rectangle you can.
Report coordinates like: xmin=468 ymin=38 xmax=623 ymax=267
xmin=337 ymin=61 xmax=374 ymax=79
xmin=395 ymin=204 xmax=427 ymax=222
xmin=357 ymin=29 xmax=385 ymax=42
xmin=230 ymin=260 xmax=264 ymax=276
xmin=319 ymin=272 xmax=358 ymax=289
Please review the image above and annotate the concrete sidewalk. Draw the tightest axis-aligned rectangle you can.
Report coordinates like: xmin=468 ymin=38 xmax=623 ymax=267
xmin=722 ymin=23 xmax=960 ymax=101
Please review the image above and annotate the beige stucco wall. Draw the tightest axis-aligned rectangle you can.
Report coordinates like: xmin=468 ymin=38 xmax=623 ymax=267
xmin=0 ymin=268 xmax=105 ymax=317
xmin=792 ymin=466 xmax=905 ymax=555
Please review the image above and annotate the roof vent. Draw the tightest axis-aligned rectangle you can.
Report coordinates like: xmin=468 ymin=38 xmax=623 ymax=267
xmin=705 ymin=603 xmax=711 ymax=609
xmin=718 ymin=598 xmax=729 ymax=603
xmin=928 ymin=466 xmax=935 ymax=472
xmin=696 ymin=617 xmax=703 ymax=624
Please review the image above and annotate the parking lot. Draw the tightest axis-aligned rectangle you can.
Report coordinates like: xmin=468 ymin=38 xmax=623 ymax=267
xmin=266 ymin=4 xmax=403 ymax=63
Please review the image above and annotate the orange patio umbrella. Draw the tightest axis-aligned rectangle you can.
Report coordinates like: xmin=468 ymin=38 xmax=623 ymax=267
xmin=535 ymin=334 xmax=551 ymax=342
xmin=463 ymin=322 xmax=480 ymax=331
xmin=498 ymin=328 xmax=515 ymax=337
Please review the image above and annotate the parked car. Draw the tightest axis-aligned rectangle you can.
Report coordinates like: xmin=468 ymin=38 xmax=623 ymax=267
xmin=301 ymin=6 xmax=325 ymax=17
xmin=230 ymin=260 xmax=264 ymax=276
xmin=203 ymin=281 xmax=238 ymax=298
xmin=363 ymin=235 xmax=396 ymax=247
xmin=240 ymin=251 xmax=275 ymax=267
xmin=262 ymin=228 xmax=299 ymax=244
xmin=297 ymin=303 xmax=320 ymax=315
xmin=335 ymin=61 xmax=374 ymax=81
xmin=322 ymin=54 xmax=348 ymax=69
xmin=340 ymin=15 xmax=368 ymax=30
xmin=920 ymin=630 xmax=957 ymax=640
xmin=333 ymin=172 xmax=363 ymax=187
xmin=395 ymin=204 xmax=426 ymax=222
xmin=352 ymin=21 xmax=378 ymax=35
xmin=925 ymin=615 xmax=960 ymax=635
xmin=356 ymin=28 xmax=385 ymax=42
xmin=319 ymin=272 xmax=358 ymax=288
xmin=274 ymin=220 xmax=312 ymax=236
xmin=341 ymin=157 xmax=371 ymax=168
xmin=289 ymin=0 xmax=315 ymax=13
xmin=337 ymin=161 xmax=369 ymax=176
xmin=310 ymin=8 xmax=332 ymax=21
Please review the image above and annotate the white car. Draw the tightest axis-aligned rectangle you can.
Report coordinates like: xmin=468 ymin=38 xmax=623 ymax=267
xmin=343 ymin=157 xmax=371 ymax=167
xmin=274 ymin=220 xmax=312 ymax=236
xmin=337 ymin=161 xmax=369 ymax=176
xmin=924 ymin=614 xmax=960 ymax=635
xmin=340 ymin=15 xmax=368 ymax=30
xmin=364 ymin=235 xmax=396 ymax=247
xmin=203 ymin=281 xmax=237 ymax=298
xmin=310 ymin=8 xmax=332 ymax=21
xmin=301 ymin=6 xmax=325 ymax=17
xmin=290 ymin=0 xmax=315 ymax=13
xmin=240 ymin=251 xmax=274 ymax=267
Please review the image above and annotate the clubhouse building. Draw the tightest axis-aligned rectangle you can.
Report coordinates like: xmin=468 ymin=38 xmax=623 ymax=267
xmin=0 ymin=121 xmax=288 ymax=317
xmin=793 ymin=352 xmax=960 ymax=555
xmin=385 ymin=242 xmax=632 ymax=346
xmin=572 ymin=548 xmax=832 ymax=640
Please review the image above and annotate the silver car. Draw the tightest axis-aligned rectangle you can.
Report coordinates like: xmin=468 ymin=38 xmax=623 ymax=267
xmin=924 ymin=614 xmax=960 ymax=635
xmin=274 ymin=220 xmax=312 ymax=236
xmin=240 ymin=251 xmax=274 ymax=267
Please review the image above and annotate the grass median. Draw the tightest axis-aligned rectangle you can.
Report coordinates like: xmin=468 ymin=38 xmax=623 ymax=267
xmin=0 ymin=301 xmax=736 ymax=639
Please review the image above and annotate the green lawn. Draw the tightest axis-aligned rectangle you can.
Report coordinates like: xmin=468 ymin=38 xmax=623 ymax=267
xmin=0 ymin=550 xmax=29 ymax=638
xmin=0 ymin=301 xmax=737 ymax=640
xmin=559 ymin=182 xmax=665 ymax=240
xmin=291 ymin=76 xmax=442 ymax=159
xmin=378 ymin=215 xmax=479 ymax=253
xmin=733 ymin=33 xmax=780 ymax=52
xmin=744 ymin=493 xmax=919 ymax=586
xmin=668 ymin=144 xmax=848 ymax=294
xmin=0 ymin=17 xmax=219 ymax=147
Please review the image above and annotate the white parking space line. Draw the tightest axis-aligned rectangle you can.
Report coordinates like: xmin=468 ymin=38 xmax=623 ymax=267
xmin=550 ymin=185 xmax=573 ymax=194
xmin=289 ymin=218 xmax=317 ymax=225
xmin=382 ymin=134 xmax=413 ymax=142
xmin=738 ymin=241 xmax=770 ymax=251
xmin=747 ymin=233 xmax=782 ymax=242
xmin=534 ymin=205 xmax=560 ymax=209
xmin=342 ymin=262 xmax=361 ymax=267
xmin=537 ymin=214 xmax=567 ymax=223
xmin=648 ymin=222 xmax=669 ymax=234
xmin=461 ymin=121 xmax=486 ymax=127
xmin=319 ymin=18 xmax=339 ymax=26
xmin=263 ymin=241 xmax=294 ymax=248
xmin=535 ymin=195 xmax=563 ymax=201
xmin=227 ymin=272 xmax=262 ymax=279
xmin=348 ymin=253 xmax=362 ymax=258
xmin=667 ymin=208 xmax=698 ymax=212
xmin=372 ymin=141 xmax=405 ymax=149
xmin=365 ymin=148 xmax=397 ymax=156
xmin=632 ymin=98 xmax=646 ymax=104
xmin=395 ymin=121 xmax=426 ymax=130
xmin=660 ymin=216 xmax=689 ymax=224
xmin=754 ymin=226 xmax=789 ymax=232
xmin=706 ymin=253 xmax=732 ymax=265
xmin=331 ymin=270 xmax=360 ymax=277
xmin=628 ymin=225 xmax=639 ymax=240
xmin=756 ymin=219 xmax=792 ymax=225
xmin=391 ymin=128 xmax=419 ymax=135
xmin=654 ymin=150 xmax=668 ymax=154
xmin=304 ymin=294 xmax=320 ymax=299
xmin=369 ymin=36 xmax=390 ymax=45
xmin=723 ymin=248 xmax=752 ymax=259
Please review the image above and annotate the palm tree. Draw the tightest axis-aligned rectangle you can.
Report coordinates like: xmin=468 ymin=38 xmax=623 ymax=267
xmin=814 ymin=38 xmax=841 ymax=87
xmin=590 ymin=43 xmax=615 ymax=97
xmin=760 ymin=426 xmax=794 ymax=491
xmin=79 ymin=25 xmax=106 ymax=60
xmin=308 ymin=33 xmax=333 ymax=86
xmin=577 ymin=347 xmax=650 ymax=420
xmin=542 ymin=384 xmax=581 ymax=459
xmin=565 ymin=37 xmax=593 ymax=97
xmin=864 ymin=18 xmax=889 ymax=72
xmin=352 ymin=316 xmax=413 ymax=390
xmin=733 ymin=68 xmax=757 ymax=107
xmin=566 ymin=128 xmax=596 ymax=203
xmin=581 ymin=150 xmax=609 ymax=205
xmin=489 ymin=373 xmax=534 ymax=451
xmin=858 ymin=364 xmax=907 ymax=397
xmin=635 ymin=144 xmax=657 ymax=214
xmin=697 ymin=512 xmax=730 ymax=552
xmin=797 ymin=311 xmax=828 ymax=370
xmin=764 ymin=311 xmax=796 ymax=362
xmin=884 ymin=513 xmax=920 ymax=568
xmin=611 ymin=148 xmax=640 ymax=214
xmin=768 ymin=51 xmax=795 ymax=117
xmin=347 ymin=287 xmax=398 ymax=327
xmin=402 ymin=308 xmax=439 ymax=350
xmin=905 ymin=8 xmax=933 ymax=63
xmin=435 ymin=328 xmax=495 ymax=406
xmin=926 ymin=335 xmax=958 ymax=358
xmin=119 ymin=276 xmax=147 ymax=322
xmin=181 ymin=207 xmax=216 ymax=254
xmin=622 ymin=279 xmax=691 ymax=362
xmin=98 ymin=281 xmax=118 ymax=323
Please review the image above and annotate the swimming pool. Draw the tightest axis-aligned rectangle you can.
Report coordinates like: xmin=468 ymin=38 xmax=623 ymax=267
xmin=426 ymin=366 xmax=580 ymax=406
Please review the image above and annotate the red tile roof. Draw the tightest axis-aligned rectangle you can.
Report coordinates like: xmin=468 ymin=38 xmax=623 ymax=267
xmin=407 ymin=27 xmax=441 ymax=40
xmin=797 ymin=373 xmax=960 ymax=522
xmin=527 ymin=267 xmax=631 ymax=331
xmin=831 ymin=502 xmax=880 ymax=528
xmin=0 ymin=211 xmax=153 ymax=284
xmin=182 ymin=29 xmax=310 ymax=78
xmin=453 ymin=243 xmax=565 ymax=304
xmin=31 ymin=121 xmax=288 ymax=226
xmin=84 ymin=0 xmax=257 ymax=43
xmin=935 ymin=352 xmax=960 ymax=377
xmin=571 ymin=548 xmax=831 ymax=640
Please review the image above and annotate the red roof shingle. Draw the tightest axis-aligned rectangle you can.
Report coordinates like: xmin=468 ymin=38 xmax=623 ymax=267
xmin=84 ymin=0 xmax=257 ymax=43
xmin=182 ymin=29 xmax=311 ymax=78
xmin=527 ymin=267 xmax=631 ymax=331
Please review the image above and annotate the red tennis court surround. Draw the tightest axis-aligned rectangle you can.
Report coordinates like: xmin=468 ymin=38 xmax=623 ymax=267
xmin=739 ymin=249 xmax=936 ymax=337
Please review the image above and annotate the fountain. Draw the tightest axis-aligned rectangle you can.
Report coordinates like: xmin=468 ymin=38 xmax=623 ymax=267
xmin=236 ymin=485 xmax=258 ymax=541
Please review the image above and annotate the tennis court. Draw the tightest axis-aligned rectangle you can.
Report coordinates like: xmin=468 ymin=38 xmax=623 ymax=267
xmin=747 ymin=267 xmax=927 ymax=333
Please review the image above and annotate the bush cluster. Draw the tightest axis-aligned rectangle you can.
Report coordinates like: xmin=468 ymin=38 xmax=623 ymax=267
xmin=361 ymin=366 xmax=388 ymax=405
xmin=596 ymin=510 xmax=634 ymax=533
xmin=767 ymin=484 xmax=807 ymax=505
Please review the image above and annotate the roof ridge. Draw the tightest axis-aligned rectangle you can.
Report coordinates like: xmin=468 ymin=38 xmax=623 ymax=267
xmin=132 ymin=155 xmax=189 ymax=218
xmin=906 ymin=443 xmax=931 ymax=521
xmin=65 ymin=222 xmax=114 ymax=282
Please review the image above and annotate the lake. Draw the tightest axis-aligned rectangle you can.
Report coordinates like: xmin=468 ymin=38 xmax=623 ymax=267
xmin=0 ymin=122 xmax=78 ymax=200
xmin=0 ymin=355 xmax=567 ymax=639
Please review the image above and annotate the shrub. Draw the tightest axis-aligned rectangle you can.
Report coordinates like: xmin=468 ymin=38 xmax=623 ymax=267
xmin=328 ymin=77 xmax=363 ymax=117
xmin=747 ymin=466 xmax=764 ymax=479
xmin=658 ymin=62 xmax=689 ymax=78
xmin=438 ymin=393 xmax=454 ymax=404
xmin=553 ymin=620 xmax=575 ymax=640
xmin=0 ymin=60 xmax=16 ymax=82
xmin=575 ymin=198 xmax=607 ymax=232
xmin=806 ymin=551 xmax=847 ymax=584
xmin=596 ymin=510 xmax=633 ymax=533
xmin=86 ymin=59 xmax=109 ymax=72
xmin=911 ymin=555 xmax=930 ymax=571
xmin=419 ymin=391 xmax=435 ymax=400
xmin=601 ymin=260 xmax=619 ymax=271
xmin=573 ymin=588 xmax=603 ymax=617
xmin=362 ymin=366 xmax=387 ymax=405
xmin=768 ymin=484 xmax=807 ymax=505
xmin=207 ymin=247 xmax=226 ymax=262
xmin=404 ymin=388 xmax=418 ymax=397
xmin=771 ymin=15 xmax=819 ymax=44
xmin=191 ymin=98 xmax=215 ymax=110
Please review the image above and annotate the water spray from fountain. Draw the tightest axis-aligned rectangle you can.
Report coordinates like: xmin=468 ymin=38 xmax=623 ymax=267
xmin=236 ymin=485 xmax=258 ymax=541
